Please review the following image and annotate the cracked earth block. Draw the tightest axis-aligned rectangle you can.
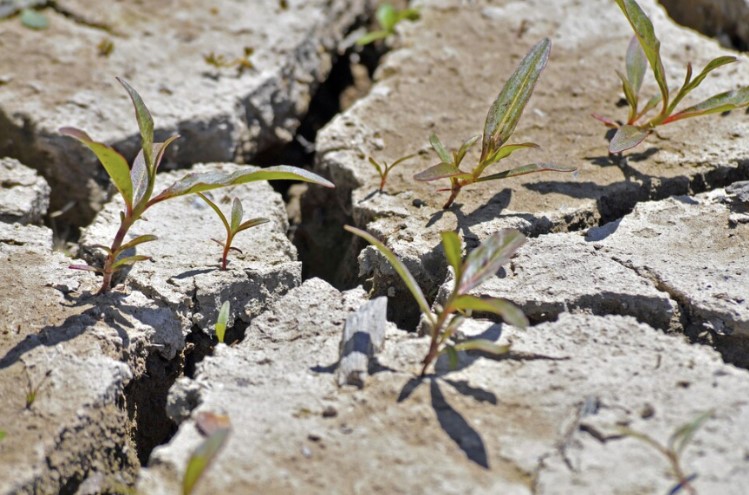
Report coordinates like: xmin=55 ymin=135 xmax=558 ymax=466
xmin=0 ymin=0 xmax=367 ymax=225
xmin=81 ymin=162 xmax=301 ymax=333
xmin=0 ymin=157 xmax=50 ymax=224
xmin=308 ymin=0 xmax=749 ymax=315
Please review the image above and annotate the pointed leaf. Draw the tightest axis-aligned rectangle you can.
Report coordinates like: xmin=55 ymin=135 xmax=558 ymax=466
xmin=669 ymin=410 xmax=713 ymax=455
xmin=413 ymin=162 xmax=469 ymax=182
xmin=355 ymin=30 xmax=390 ymax=46
xmin=626 ymin=35 xmax=647 ymax=96
xmin=483 ymin=142 xmax=540 ymax=168
xmin=476 ymin=163 xmax=576 ymax=182
xmin=614 ymin=0 xmax=669 ymax=110
xmin=59 ymin=127 xmax=133 ymax=209
xmin=395 ymin=8 xmax=420 ymax=23
xmin=112 ymin=255 xmax=150 ymax=269
xmin=130 ymin=149 xmax=149 ymax=208
xmin=459 ymin=229 xmax=526 ymax=294
xmin=153 ymin=165 xmax=334 ymax=204
xmin=444 ymin=345 xmax=459 ymax=370
xmin=685 ymin=56 xmax=736 ymax=94
xmin=440 ymin=231 xmax=463 ymax=282
xmin=592 ymin=113 xmax=620 ymax=128
xmin=452 ymin=295 xmax=528 ymax=328
xmin=617 ymin=70 xmax=639 ymax=121
xmin=430 ymin=133 xmax=452 ymax=164
xmin=482 ymin=38 xmax=551 ymax=160
xmin=215 ymin=301 xmax=230 ymax=344
xmin=236 ymin=217 xmax=269 ymax=233
xmin=609 ymin=125 xmax=651 ymax=153
xmin=344 ymin=225 xmax=433 ymax=323
xmin=230 ymin=198 xmax=243 ymax=232
xmin=197 ymin=193 xmax=230 ymax=232
xmin=390 ymin=153 xmax=417 ymax=168
xmin=454 ymin=135 xmax=480 ymax=165
xmin=368 ymin=157 xmax=383 ymax=176
xmin=116 ymin=77 xmax=154 ymax=170
xmin=452 ymin=338 xmax=511 ymax=356
xmin=376 ymin=3 xmax=397 ymax=31
xmin=665 ymin=86 xmax=749 ymax=123
xmin=153 ymin=135 xmax=180 ymax=172
xmin=119 ymin=234 xmax=157 ymax=252
xmin=636 ymin=93 xmax=662 ymax=121
xmin=183 ymin=427 xmax=231 ymax=495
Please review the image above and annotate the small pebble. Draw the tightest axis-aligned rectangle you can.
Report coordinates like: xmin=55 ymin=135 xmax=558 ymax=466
xmin=322 ymin=405 xmax=337 ymax=418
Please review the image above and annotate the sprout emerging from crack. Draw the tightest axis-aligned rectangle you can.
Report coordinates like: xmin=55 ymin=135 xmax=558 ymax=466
xmin=345 ymin=225 xmax=528 ymax=376
xmin=198 ymin=193 xmax=269 ymax=270
xmin=367 ymin=153 xmax=417 ymax=193
xmin=356 ymin=3 xmax=420 ymax=46
xmin=594 ymin=0 xmax=749 ymax=153
xmin=414 ymin=39 xmax=575 ymax=209
xmin=62 ymin=78 xmax=334 ymax=294
xmin=214 ymin=301 xmax=230 ymax=344
xmin=183 ymin=412 xmax=232 ymax=495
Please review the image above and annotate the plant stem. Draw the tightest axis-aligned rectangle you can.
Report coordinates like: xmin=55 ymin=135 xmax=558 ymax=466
xmin=419 ymin=307 xmax=451 ymax=376
xmin=442 ymin=185 xmax=461 ymax=209
xmin=221 ymin=232 xmax=233 ymax=271
xmin=97 ymin=213 xmax=135 ymax=294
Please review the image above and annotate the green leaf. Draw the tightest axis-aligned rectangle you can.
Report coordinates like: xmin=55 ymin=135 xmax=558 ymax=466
xmin=483 ymin=142 xmax=540 ymax=168
xmin=112 ymin=255 xmax=150 ymax=269
xmin=119 ymin=234 xmax=157 ymax=252
xmin=452 ymin=338 xmax=511 ymax=356
xmin=152 ymin=165 xmax=334 ymax=204
xmin=454 ymin=135 xmax=481 ymax=166
xmin=355 ymin=30 xmax=390 ymax=46
xmin=230 ymin=198 xmax=243 ymax=232
xmin=396 ymin=8 xmax=420 ymax=23
xmin=452 ymin=295 xmax=528 ymax=328
xmin=0 ymin=430 xmax=5 ymax=441
xmin=609 ymin=124 xmax=651 ymax=153
xmin=444 ymin=345 xmax=459 ymax=370
xmin=344 ymin=225 xmax=434 ymax=323
xmin=413 ymin=162 xmax=469 ymax=182
xmin=183 ymin=427 xmax=231 ymax=495
xmin=459 ymin=229 xmax=526 ymax=294
xmin=368 ymin=157 xmax=383 ymax=176
xmin=236 ymin=217 xmax=269 ymax=233
xmin=59 ymin=127 xmax=133 ymax=210
xmin=668 ymin=410 xmax=713 ymax=455
xmin=116 ymin=77 xmax=154 ymax=170
xmin=476 ymin=163 xmax=576 ymax=182
xmin=440 ymin=231 xmax=463 ymax=282
xmin=20 ymin=9 xmax=48 ymax=29
xmin=430 ymin=133 xmax=452 ymax=164
xmin=390 ymin=153 xmax=417 ymax=168
xmin=665 ymin=86 xmax=749 ymax=123
xmin=481 ymin=38 xmax=551 ymax=161
xmin=130 ymin=150 xmax=149 ymax=208
xmin=617 ymin=70 xmax=639 ymax=122
xmin=614 ymin=0 xmax=669 ymax=111
xmin=215 ymin=301 xmax=230 ymax=344
xmin=667 ymin=57 xmax=736 ymax=116
xmin=197 ymin=193 xmax=230 ymax=233
xmin=153 ymin=135 xmax=180 ymax=172
xmin=636 ymin=93 xmax=662 ymax=121
xmin=376 ymin=3 xmax=397 ymax=31
xmin=626 ymin=35 xmax=647 ymax=96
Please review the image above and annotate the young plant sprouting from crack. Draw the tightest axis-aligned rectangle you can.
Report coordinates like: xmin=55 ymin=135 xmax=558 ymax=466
xmin=414 ymin=38 xmax=575 ymax=209
xmin=25 ymin=368 xmax=52 ymax=409
xmin=356 ymin=3 xmax=420 ymax=46
xmin=367 ymin=153 xmax=416 ymax=192
xmin=61 ymin=78 xmax=334 ymax=294
xmin=197 ymin=193 xmax=269 ymax=270
xmin=345 ymin=225 xmax=528 ymax=376
xmin=617 ymin=410 xmax=713 ymax=495
xmin=594 ymin=0 xmax=749 ymax=154
xmin=215 ymin=300 xmax=230 ymax=344
xmin=183 ymin=412 xmax=231 ymax=495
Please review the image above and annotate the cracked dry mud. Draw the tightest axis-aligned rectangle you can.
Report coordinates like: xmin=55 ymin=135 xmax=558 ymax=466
xmin=2 ymin=0 xmax=749 ymax=494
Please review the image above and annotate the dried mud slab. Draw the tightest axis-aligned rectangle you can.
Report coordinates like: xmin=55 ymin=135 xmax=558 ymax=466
xmin=309 ymin=0 xmax=749 ymax=318
xmin=0 ymin=157 xmax=50 ymax=225
xmin=0 ymin=0 xmax=367 ymax=224
xmin=80 ymin=162 xmax=302 ymax=333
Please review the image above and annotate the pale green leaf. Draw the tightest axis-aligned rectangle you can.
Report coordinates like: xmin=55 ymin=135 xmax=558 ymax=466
xmin=376 ymin=3 xmax=397 ymax=31
xmin=452 ymin=295 xmax=528 ymax=328
xmin=476 ymin=163 xmax=576 ymax=182
xmin=452 ymin=338 xmax=511 ymax=356
xmin=183 ymin=427 xmax=231 ymax=495
xmin=669 ymin=410 xmax=713 ymax=455
xmin=20 ymin=9 xmax=48 ymax=29
xmin=344 ymin=225 xmax=433 ymax=322
xmin=609 ymin=124 xmax=651 ymax=153
xmin=413 ymin=162 xmax=469 ymax=182
xmin=116 ymin=77 xmax=154 ymax=170
xmin=119 ymin=234 xmax=157 ymax=253
xmin=355 ymin=30 xmax=390 ymax=46
xmin=636 ymin=93 xmax=662 ymax=121
xmin=626 ymin=35 xmax=647 ymax=96
xmin=197 ymin=193 xmax=230 ymax=233
xmin=429 ymin=133 xmax=452 ymax=164
xmin=59 ymin=127 xmax=133 ymax=209
xmin=459 ymin=229 xmax=526 ymax=294
xmin=454 ymin=135 xmax=480 ymax=165
xmin=483 ymin=142 xmax=540 ymax=168
xmin=153 ymin=135 xmax=180 ymax=172
xmin=230 ymin=198 xmax=243 ymax=232
xmin=666 ymin=86 xmax=749 ymax=123
xmin=444 ymin=345 xmax=459 ymax=370
xmin=0 ymin=430 xmax=6 ymax=441
xmin=440 ymin=231 xmax=463 ymax=282
xmin=390 ymin=153 xmax=417 ymax=168
xmin=112 ymin=255 xmax=150 ymax=269
xmin=215 ymin=301 xmax=230 ymax=344
xmin=617 ymin=70 xmax=639 ymax=121
xmin=481 ymin=38 xmax=551 ymax=160
xmin=130 ymin=150 xmax=149 ymax=208
xmin=236 ymin=217 xmax=269 ymax=233
xmin=368 ymin=157 xmax=383 ymax=176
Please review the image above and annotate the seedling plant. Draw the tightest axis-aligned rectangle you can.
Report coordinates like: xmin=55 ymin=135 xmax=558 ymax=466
xmin=356 ymin=3 xmax=420 ymax=46
xmin=345 ymin=225 xmax=528 ymax=376
xmin=198 ymin=193 xmax=269 ymax=270
xmin=617 ymin=410 xmax=713 ymax=495
xmin=594 ymin=0 xmax=749 ymax=153
xmin=414 ymin=38 xmax=574 ymax=209
xmin=25 ymin=367 xmax=52 ymax=409
xmin=214 ymin=301 xmax=230 ymax=344
xmin=183 ymin=412 xmax=231 ymax=495
xmin=62 ymin=78 xmax=334 ymax=294
xmin=367 ymin=153 xmax=416 ymax=192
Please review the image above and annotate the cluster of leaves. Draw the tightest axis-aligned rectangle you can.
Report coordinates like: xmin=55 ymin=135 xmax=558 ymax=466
xmin=346 ymin=225 xmax=528 ymax=376
xmin=617 ymin=410 xmax=713 ymax=495
xmin=414 ymin=39 xmax=575 ymax=209
xmin=595 ymin=0 xmax=749 ymax=153
xmin=356 ymin=3 xmax=420 ymax=46
xmin=62 ymin=78 xmax=334 ymax=294
xmin=198 ymin=193 xmax=268 ymax=270
xmin=203 ymin=47 xmax=254 ymax=72
xmin=183 ymin=412 xmax=232 ymax=495
xmin=367 ymin=153 xmax=416 ymax=192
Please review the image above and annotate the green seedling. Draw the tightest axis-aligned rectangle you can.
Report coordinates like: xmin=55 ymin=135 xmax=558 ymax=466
xmin=25 ymin=368 xmax=52 ymax=409
xmin=197 ymin=193 xmax=269 ymax=270
xmin=62 ymin=78 xmax=334 ymax=294
xmin=594 ymin=0 xmax=749 ymax=154
xmin=215 ymin=301 xmax=230 ymax=344
xmin=20 ymin=8 xmax=48 ymax=29
xmin=617 ymin=410 xmax=713 ymax=495
xmin=414 ymin=39 xmax=575 ymax=209
xmin=346 ymin=225 xmax=528 ymax=376
xmin=367 ymin=153 xmax=416 ymax=192
xmin=0 ymin=430 xmax=5 ymax=442
xmin=356 ymin=3 xmax=420 ymax=46
xmin=183 ymin=412 xmax=231 ymax=495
